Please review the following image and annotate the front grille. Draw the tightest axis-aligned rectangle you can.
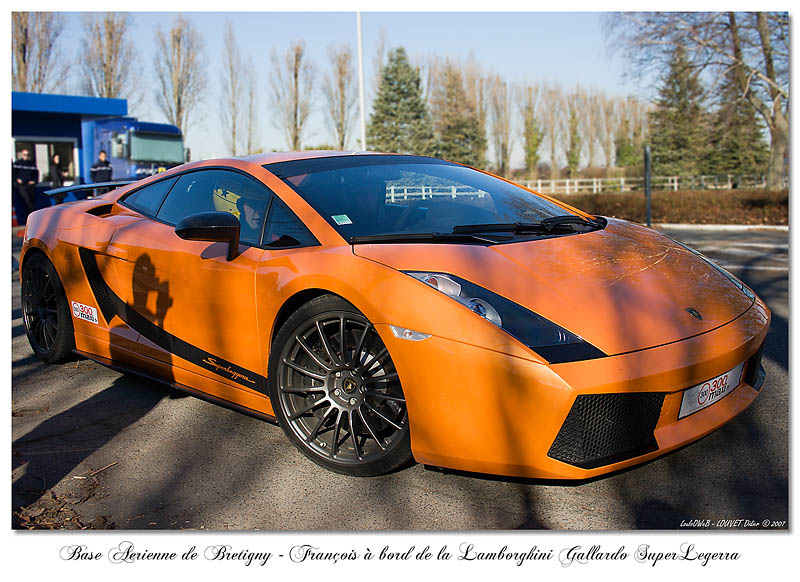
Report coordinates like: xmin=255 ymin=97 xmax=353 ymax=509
xmin=548 ymin=392 xmax=665 ymax=469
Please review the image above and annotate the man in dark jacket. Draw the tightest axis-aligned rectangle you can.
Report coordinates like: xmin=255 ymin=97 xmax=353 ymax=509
xmin=12 ymin=149 xmax=39 ymax=225
xmin=49 ymin=153 xmax=68 ymax=204
xmin=90 ymin=150 xmax=113 ymax=183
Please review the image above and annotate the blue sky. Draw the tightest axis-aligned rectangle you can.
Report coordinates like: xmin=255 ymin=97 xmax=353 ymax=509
xmin=53 ymin=11 xmax=656 ymax=166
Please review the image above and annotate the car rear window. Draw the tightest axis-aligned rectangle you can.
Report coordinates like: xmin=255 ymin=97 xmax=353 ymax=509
xmin=122 ymin=176 xmax=178 ymax=217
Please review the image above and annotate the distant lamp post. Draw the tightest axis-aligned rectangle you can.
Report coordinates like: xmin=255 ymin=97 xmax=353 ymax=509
xmin=644 ymin=145 xmax=652 ymax=227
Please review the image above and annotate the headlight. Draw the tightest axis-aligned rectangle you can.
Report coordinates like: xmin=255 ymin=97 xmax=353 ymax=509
xmin=405 ymin=271 xmax=606 ymax=364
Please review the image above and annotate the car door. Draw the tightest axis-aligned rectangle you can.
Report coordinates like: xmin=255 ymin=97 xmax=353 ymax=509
xmin=104 ymin=168 xmax=271 ymax=395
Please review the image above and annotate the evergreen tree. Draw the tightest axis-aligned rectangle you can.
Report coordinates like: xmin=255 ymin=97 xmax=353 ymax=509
xmin=703 ymin=70 xmax=769 ymax=176
xmin=615 ymin=138 xmax=637 ymax=167
xmin=430 ymin=61 xmax=486 ymax=167
xmin=488 ymin=76 xmax=513 ymax=177
xmin=366 ymin=47 xmax=436 ymax=156
xmin=649 ymin=46 xmax=708 ymax=175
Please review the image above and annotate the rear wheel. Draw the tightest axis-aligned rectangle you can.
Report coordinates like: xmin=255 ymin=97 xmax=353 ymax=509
xmin=268 ymin=295 xmax=412 ymax=476
xmin=21 ymin=252 xmax=75 ymax=363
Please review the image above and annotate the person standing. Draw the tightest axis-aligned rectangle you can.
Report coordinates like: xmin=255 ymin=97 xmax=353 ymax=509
xmin=88 ymin=150 xmax=113 ymax=199
xmin=12 ymin=149 xmax=39 ymax=225
xmin=49 ymin=153 xmax=68 ymax=204
xmin=90 ymin=150 xmax=113 ymax=183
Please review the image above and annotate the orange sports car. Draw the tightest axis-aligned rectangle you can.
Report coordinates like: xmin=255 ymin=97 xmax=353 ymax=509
xmin=21 ymin=152 xmax=769 ymax=479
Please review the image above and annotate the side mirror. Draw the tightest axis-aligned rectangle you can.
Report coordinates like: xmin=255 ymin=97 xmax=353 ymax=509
xmin=175 ymin=211 xmax=240 ymax=261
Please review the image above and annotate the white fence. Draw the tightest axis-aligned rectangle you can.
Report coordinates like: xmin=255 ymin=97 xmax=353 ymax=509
xmin=387 ymin=185 xmax=488 ymax=202
xmin=519 ymin=175 xmax=781 ymax=195
xmin=383 ymin=174 xmax=784 ymax=203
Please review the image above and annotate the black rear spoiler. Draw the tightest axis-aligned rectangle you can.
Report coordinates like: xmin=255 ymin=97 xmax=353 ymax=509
xmin=44 ymin=180 xmax=136 ymax=198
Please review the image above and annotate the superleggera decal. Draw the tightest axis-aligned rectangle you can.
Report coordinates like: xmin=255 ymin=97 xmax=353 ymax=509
xmin=201 ymin=357 xmax=257 ymax=385
xmin=78 ymin=249 xmax=267 ymax=393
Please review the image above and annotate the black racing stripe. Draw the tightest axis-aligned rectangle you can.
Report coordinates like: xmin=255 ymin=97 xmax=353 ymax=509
xmin=535 ymin=342 xmax=607 ymax=364
xmin=79 ymin=248 xmax=116 ymax=323
xmin=79 ymin=249 xmax=267 ymax=394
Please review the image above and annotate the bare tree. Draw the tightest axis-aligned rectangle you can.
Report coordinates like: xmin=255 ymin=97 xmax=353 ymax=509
xmin=243 ymin=62 xmax=260 ymax=154
xmin=581 ymin=88 xmax=603 ymax=168
xmin=418 ymin=55 xmax=441 ymax=110
xmin=12 ymin=12 xmax=66 ymax=93
xmin=220 ymin=20 xmax=243 ymax=156
xmin=599 ymin=94 xmax=617 ymax=171
xmin=371 ymin=28 xmax=387 ymax=98
xmin=461 ymin=61 xmax=488 ymax=169
xmin=322 ymin=45 xmax=357 ymax=150
xmin=463 ymin=57 xmax=487 ymax=143
xmin=270 ymin=41 xmax=315 ymax=151
xmin=488 ymin=75 xmax=513 ymax=177
xmin=540 ymin=84 xmax=564 ymax=179
xmin=605 ymin=11 xmax=788 ymax=187
xmin=80 ymin=13 xmax=137 ymax=101
xmin=154 ymin=15 xmax=206 ymax=136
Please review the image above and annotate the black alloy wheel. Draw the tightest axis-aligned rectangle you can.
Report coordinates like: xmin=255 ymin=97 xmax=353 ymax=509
xmin=21 ymin=253 xmax=75 ymax=363
xmin=269 ymin=295 xmax=412 ymax=476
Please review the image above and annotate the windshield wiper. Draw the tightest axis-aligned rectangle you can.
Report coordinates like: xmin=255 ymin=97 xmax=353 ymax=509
xmin=349 ymin=232 xmax=511 ymax=245
xmin=541 ymin=214 xmax=605 ymax=230
xmin=452 ymin=222 xmax=547 ymax=234
xmin=452 ymin=215 xmax=605 ymax=235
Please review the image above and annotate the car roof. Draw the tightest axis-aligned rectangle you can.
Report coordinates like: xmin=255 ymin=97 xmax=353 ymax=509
xmin=99 ymin=151 xmax=407 ymax=201
xmin=236 ymin=150 xmax=392 ymax=166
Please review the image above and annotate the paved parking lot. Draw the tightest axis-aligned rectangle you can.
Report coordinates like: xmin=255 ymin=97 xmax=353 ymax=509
xmin=11 ymin=226 xmax=788 ymax=530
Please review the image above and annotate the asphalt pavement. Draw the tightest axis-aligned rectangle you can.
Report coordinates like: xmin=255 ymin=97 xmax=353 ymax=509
xmin=11 ymin=225 xmax=789 ymax=530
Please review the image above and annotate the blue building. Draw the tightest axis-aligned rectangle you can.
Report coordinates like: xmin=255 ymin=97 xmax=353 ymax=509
xmin=12 ymin=91 xmax=128 ymax=187
xmin=12 ymin=92 xmax=185 ymax=221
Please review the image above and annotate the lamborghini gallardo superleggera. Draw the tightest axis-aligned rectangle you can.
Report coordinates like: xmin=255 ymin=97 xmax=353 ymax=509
xmin=21 ymin=152 xmax=769 ymax=478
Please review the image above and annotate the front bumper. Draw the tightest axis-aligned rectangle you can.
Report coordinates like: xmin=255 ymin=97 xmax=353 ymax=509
xmin=380 ymin=299 xmax=770 ymax=480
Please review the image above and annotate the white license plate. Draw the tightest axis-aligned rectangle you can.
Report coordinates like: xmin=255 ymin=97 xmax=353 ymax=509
xmin=679 ymin=362 xmax=745 ymax=419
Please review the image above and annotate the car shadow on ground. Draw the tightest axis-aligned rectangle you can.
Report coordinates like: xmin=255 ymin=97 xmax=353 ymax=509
xmin=11 ymin=373 xmax=168 ymax=528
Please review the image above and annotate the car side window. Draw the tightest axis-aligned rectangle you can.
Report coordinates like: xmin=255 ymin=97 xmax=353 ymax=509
xmin=263 ymin=196 xmax=319 ymax=248
xmin=122 ymin=176 xmax=178 ymax=217
xmin=156 ymin=169 xmax=271 ymax=246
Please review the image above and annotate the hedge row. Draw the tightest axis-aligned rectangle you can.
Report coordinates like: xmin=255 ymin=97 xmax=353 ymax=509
xmin=552 ymin=189 xmax=788 ymax=225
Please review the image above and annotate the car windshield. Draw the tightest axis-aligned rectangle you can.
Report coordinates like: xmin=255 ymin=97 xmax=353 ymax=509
xmin=265 ymin=155 xmax=589 ymax=241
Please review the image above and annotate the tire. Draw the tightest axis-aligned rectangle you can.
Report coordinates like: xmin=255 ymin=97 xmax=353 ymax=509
xmin=268 ymin=294 xmax=412 ymax=476
xmin=21 ymin=252 xmax=75 ymax=363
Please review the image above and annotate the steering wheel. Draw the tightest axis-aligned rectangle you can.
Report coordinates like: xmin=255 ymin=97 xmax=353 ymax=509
xmin=395 ymin=199 xmax=435 ymax=231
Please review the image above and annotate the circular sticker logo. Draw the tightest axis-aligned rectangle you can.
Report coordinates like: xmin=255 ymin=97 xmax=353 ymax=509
xmin=697 ymin=382 xmax=711 ymax=405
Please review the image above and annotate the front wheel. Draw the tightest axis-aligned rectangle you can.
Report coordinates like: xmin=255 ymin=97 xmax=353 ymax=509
xmin=268 ymin=295 xmax=412 ymax=476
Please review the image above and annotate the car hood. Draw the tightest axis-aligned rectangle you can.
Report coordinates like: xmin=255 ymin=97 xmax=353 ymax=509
xmin=353 ymin=219 xmax=755 ymax=355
